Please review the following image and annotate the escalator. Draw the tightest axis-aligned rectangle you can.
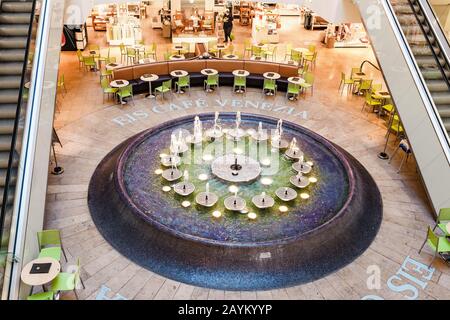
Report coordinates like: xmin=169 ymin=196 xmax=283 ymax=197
xmin=0 ymin=0 xmax=35 ymax=291
xmin=355 ymin=0 xmax=450 ymax=214
xmin=391 ymin=0 xmax=450 ymax=133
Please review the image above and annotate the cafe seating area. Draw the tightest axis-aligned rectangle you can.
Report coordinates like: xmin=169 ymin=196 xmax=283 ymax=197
xmin=22 ymin=230 xmax=84 ymax=300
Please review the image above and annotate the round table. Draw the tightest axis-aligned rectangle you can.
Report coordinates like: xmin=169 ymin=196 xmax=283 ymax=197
xmin=293 ymin=48 xmax=312 ymax=55
xmin=170 ymin=70 xmax=189 ymax=93
xmin=232 ymin=70 xmax=250 ymax=93
xmin=106 ymin=63 xmax=124 ymax=71
xmin=201 ymin=69 xmax=218 ymax=92
xmin=170 ymin=54 xmax=185 ymax=61
xmin=223 ymin=54 xmax=238 ymax=60
xmin=110 ymin=79 xmax=130 ymax=104
xmin=21 ymin=257 xmax=60 ymax=287
xmin=141 ymin=74 xmax=159 ymax=99
xmin=173 ymin=44 xmax=184 ymax=55
xmin=287 ymin=77 xmax=306 ymax=101
xmin=352 ymin=72 xmax=366 ymax=94
xmin=250 ymin=56 xmax=264 ymax=61
xmin=263 ymin=72 xmax=280 ymax=96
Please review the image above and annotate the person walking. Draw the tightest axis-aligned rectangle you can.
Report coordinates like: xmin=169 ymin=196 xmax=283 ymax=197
xmin=223 ymin=8 xmax=234 ymax=43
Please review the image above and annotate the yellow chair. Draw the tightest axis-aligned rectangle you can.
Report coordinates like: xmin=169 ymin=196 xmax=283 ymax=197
xmin=303 ymin=51 xmax=317 ymax=69
xmin=244 ymin=39 xmax=252 ymax=58
xmin=300 ymin=72 xmax=314 ymax=95
xmin=339 ymin=72 xmax=354 ymax=95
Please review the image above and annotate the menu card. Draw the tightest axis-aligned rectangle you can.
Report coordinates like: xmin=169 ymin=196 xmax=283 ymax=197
xmin=30 ymin=263 xmax=51 ymax=274
xmin=116 ymin=80 xmax=124 ymax=85
xmin=292 ymin=77 xmax=300 ymax=82
xmin=238 ymin=71 xmax=245 ymax=75
xmin=175 ymin=71 xmax=183 ymax=76
xmin=266 ymin=73 xmax=274 ymax=78
xmin=205 ymin=69 xmax=213 ymax=74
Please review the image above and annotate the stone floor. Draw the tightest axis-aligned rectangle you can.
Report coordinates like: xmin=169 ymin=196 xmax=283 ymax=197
xmin=45 ymin=16 xmax=450 ymax=300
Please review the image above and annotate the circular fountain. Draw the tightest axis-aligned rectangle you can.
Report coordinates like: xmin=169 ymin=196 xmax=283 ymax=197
xmin=88 ymin=112 xmax=382 ymax=291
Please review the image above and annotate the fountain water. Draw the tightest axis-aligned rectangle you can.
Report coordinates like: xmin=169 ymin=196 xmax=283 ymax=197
xmin=187 ymin=116 xmax=204 ymax=144
xmin=290 ymin=171 xmax=310 ymax=189
xmin=227 ymin=111 xmax=246 ymax=140
xmin=285 ymin=137 xmax=304 ymax=160
xmin=174 ymin=170 xmax=195 ymax=196
xmin=250 ymin=121 xmax=269 ymax=142
xmin=196 ymin=182 xmax=219 ymax=207
xmin=271 ymin=119 xmax=289 ymax=149
xmin=205 ymin=111 xmax=224 ymax=140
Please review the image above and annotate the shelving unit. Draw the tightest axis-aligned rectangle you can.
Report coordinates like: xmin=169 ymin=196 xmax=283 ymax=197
xmin=61 ymin=23 xmax=88 ymax=51
xmin=240 ymin=6 xmax=250 ymax=26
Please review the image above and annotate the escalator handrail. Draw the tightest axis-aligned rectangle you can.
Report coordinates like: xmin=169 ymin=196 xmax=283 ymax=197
xmin=417 ymin=0 xmax=450 ymax=66
xmin=407 ymin=0 xmax=450 ymax=92
xmin=383 ymin=0 xmax=450 ymax=163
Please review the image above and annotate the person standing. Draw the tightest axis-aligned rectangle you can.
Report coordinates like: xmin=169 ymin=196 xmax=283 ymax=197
xmin=223 ymin=8 xmax=234 ymax=43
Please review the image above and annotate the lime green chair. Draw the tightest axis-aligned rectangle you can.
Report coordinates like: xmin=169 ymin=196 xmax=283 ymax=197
xmin=251 ymin=45 xmax=262 ymax=58
xmin=339 ymin=72 xmax=354 ymax=94
xmin=117 ymin=84 xmax=134 ymax=105
xmin=308 ymin=44 xmax=316 ymax=53
xmin=27 ymin=291 xmax=54 ymax=300
xmin=100 ymin=68 xmax=113 ymax=82
xmin=50 ymin=259 xmax=85 ymax=300
xmin=83 ymin=56 xmax=97 ymax=72
xmin=298 ymin=63 xmax=309 ymax=77
xmin=119 ymin=43 xmax=127 ymax=63
xmin=233 ymin=75 xmax=246 ymax=93
xmin=106 ymin=56 xmax=117 ymax=64
xmin=57 ymin=74 xmax=66 ymax=94
xmin=164 ymin=52 xmax=171 ymax=61
xmin=244 ymin=39 xmax=252 ymax=58
xmin=76 ymin=50 xmax=84 ymax=69
xmin=98 ymin=48 xmax=110 ymax=68
xmin=291 ymin=50 xmax=302 ymax=66
xmin=284 ymin=43 xmax=293 ymax=60
xmin=362 ymin=91 xmax=381 ymax=113
xmin=101 ymin=78 xmax=118 ymax=102
xmin=300 ymin=72 xmax=314 ymax=95
xmin=435 ymin=208 xmax=450 ymax=236
xmin=145 ymin=42 xmax=157 ymax=60
xmin=155 ymin=79 xmax=172 ymax=99
xmin=350 ymin=67 xmax=361 ymax=80
xmin=181 ymin=42 xmax=190 ymax=55
xmin=419 ymin=226 xmax=450 ymax=268
xmin=37 ymin=230 xmax=67 ymax=262
xmin=286 ymin=82 xmax=300 ymax=100
xmin=262 ymin=78 xmax=277 ymax=96
xmin=303 ymin=51 xmax=317 ymax=69
xmin=390 ymin=114 xmax=404 ymax=138
xmin=204 ymin=74 xmax=219 ymax=92
xmin=381 ymin=103 xmax=395 ymax=118
xmin=356 ymin=79 xmax=373 ymax=95
xmin=263 ymin=45 xmax=277 ymax=61
xmin=371 ymin=83 xmax=382 ymax=94
xmin=126 ymin=47 xmax=137 ymax=65
xmin=175 ymin=75 xmax=190 ymax=95
xmin=208 ymin=40 xmax=218 ymax=56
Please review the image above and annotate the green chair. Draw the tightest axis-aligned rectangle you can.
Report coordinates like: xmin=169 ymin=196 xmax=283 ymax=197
xmin=155 ymin=79 xmax=172 ymax=99
xmin=119 ymin=43 xmax=127 ymax=63
xmin=76 ymin=50 xmax=85 ymax=69
xmin=303 ymin=51 xmax=317 ymax=69
xmin=100 ymin=68 xmax=113 ymax=82
xmin=83 ymin=56 xmax=97 ymax=72
xmin=263 ymin=45 xmax=277 ymax=61
xmin=286 ymin=82 xmax=300 ymax=100
xmin=98 ymin=48 xmax=110 ymax=68
xmin=244 ymin=39 xmax=252 ymax=58
xmin=204 ymin=74 xmax=219 ymax=92
xmin=300 ymin=72 xmax=314 ymax=95
xmin=339 ymin=72 xmax=354 ymax=95
xmin=37 ymin=230 xmax=67 ymax=262
xmin=371 ymin=83 xmax=383 ymax=94
xmin=308 ymin=44 xmax=316 ymax=53
xmin=175 ymin=75 xmax=190 ymax=95
xmin=362 ymin=91 xmax=381 ymax=113
xmin=291 ymin=50 xmax=302 ymax=66
xmin=50 ymin=259 xmax=85 ymax=300
xmin=117 ymin=84 xmax=134 ymax=105
xmin=181 ymin=42 xmax=190 ymax=55
xmin=126 ymin=47 xmax=137 ymax=65
xmin=390 ymin=114 xmax=404 ymax=138
xmin=381 ymin=103 xmax=395 ymax=118
xmin=57 ymin=74 xmax=66 ymax=94
xmin=298 ymin=63 xmax=309 ymax=77
xmin=356 ymin=79 xmax=373 ymax=95
xmin=262 ymin=78 xmax=277 ymax=96
xmin=27 ymin=291 xmax=54 ymax=300
xmin=284 ymin=43 xmax=293 ymax=60
xmin=251 ymin=45 xmax=262 ymax=58
xmin=233 ymin=75 xmax=246 ymax=93
xmin=350 ymin=67 xmax=361 ymax=80
xmin=101 ymin=78 xmax=118 ymax=102
xmin=145 ymin=42 xmax=157 ymax=60
xmin=164 ymin=52 xmax=171 ymax=61
xmin=419 ymin=226 xmax=450 ymax=268
xmin=434 ymin=208 xmax=450 ymax=236
xmin=208 ymin=40 xmax=218 ymax=56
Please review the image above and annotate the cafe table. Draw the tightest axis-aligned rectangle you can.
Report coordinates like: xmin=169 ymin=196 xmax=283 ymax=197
xmin=232 ymin=69 xmax=250 ymax=93
xmin=140 ymin=74 xmax=159 ymax=98
xmin=105 ymin=62 xmax=124 ymax=71
xmin=287 ymin=76 xmax=306 ymax=100
xmin=263 ymin=72 xmax=281 ymax=96
xmin=110 ymin=79 xmax=130 ymax=104
xmin=173 ymin=44 xmax=184 ymax=55
xmin=21 ymin=257 xmax=60 ymax=293
xmin=215 ymin=44 xmax=226 ymax=58
xmin=170 ymin=54 xmax=185 ymax=61
xmin=223 ymin=54 xmax=238 ymax=60
xmin=170 ymin=70 xmax=189 ymax=93
xmin=201 ymin=68 xmax=218 ymax=92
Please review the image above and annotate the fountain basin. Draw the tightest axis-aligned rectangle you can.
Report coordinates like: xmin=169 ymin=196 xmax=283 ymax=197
xmin=88 ymin=113 xmax=382 ymax=290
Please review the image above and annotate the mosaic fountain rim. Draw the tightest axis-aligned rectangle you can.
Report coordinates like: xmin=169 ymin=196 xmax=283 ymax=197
xmin=115 ymin=112 xmax=356 ymax=248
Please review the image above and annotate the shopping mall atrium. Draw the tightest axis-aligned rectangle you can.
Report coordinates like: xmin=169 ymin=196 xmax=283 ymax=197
xmin=0 ymin=0 xmax=449 ymax=301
